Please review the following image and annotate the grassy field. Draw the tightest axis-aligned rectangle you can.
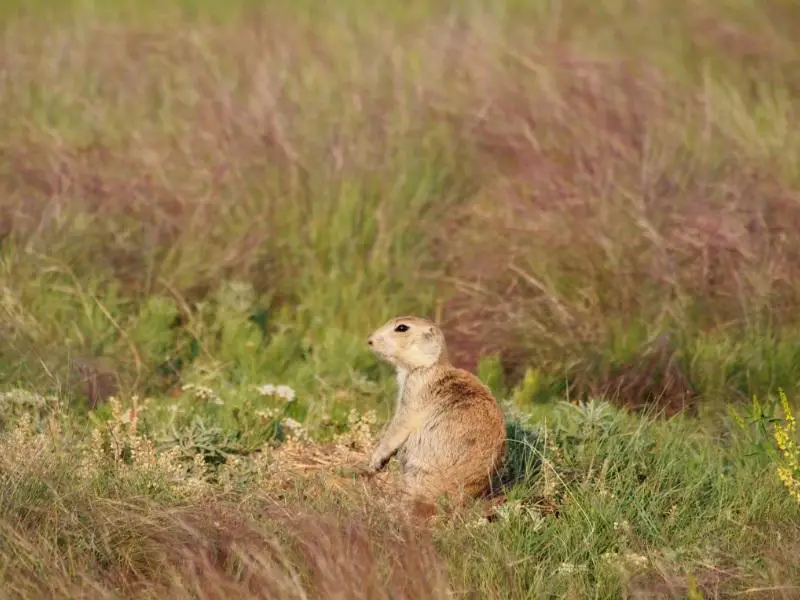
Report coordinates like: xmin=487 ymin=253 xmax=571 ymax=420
xmin=2 ymin=0 xmax=800 ymax=597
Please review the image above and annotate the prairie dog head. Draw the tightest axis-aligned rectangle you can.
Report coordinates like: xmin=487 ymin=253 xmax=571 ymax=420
xmin=367 ymin=316 xmax=449 ymax=371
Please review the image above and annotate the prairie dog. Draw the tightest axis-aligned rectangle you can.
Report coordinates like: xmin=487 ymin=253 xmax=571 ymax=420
xmin=366 ymin=315 xmax=507 ymax=516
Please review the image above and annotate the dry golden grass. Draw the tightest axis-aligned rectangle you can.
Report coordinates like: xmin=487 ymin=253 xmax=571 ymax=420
xmin=0 ymin=495 xmax=452 ymax=600
xmin=2 ymin=1 xmax=800 ymax=597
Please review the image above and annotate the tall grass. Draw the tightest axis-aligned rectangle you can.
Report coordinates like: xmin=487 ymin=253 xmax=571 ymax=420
xmin=1 ymin=391 xmax=799 ymax=598
xmin=3 ymin=0 xmax=800 ymax=410
xmin=2 ymin=0 xmax=800 ymax=597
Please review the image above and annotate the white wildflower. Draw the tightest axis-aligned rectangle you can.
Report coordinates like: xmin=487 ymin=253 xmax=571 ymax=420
xmin=255 ymin=408 xmax=280 ymax=422
xmin=276 ymin=385 xmax=295 ymax=401
xmin=182 ymin=383 xmax=223 ymax=405
xmin=257 ymin=383 xmax=296 ymax=402
xmin=281 ymin=417 xmax=307 ymax=440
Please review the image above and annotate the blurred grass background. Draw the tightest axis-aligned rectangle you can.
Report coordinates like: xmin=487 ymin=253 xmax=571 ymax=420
xmin=1 ymin=0 xmax=800 ymax=597
xmin=3 ymin=0 xmax=800 ymax=415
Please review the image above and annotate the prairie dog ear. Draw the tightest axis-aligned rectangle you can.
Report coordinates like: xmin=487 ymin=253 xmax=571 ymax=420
xmin=423 ymin=327 xmax=436 ymax=339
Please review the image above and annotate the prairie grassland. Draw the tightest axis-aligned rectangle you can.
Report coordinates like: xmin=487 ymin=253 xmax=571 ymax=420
xmin=1 ymin=0 xmax=800 ymax=597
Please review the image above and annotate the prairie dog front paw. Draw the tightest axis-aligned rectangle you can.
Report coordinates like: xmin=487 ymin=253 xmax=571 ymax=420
xmin=368 ymin=452 xmax=388 ymax=474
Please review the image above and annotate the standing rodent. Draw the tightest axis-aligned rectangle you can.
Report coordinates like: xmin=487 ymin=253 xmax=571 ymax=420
xmin=366 ymin=315 xmax=507 ymax=518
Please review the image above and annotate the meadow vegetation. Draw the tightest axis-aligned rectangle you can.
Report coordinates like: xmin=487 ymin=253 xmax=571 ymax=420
xmin=1 ymin=0 xmax=800 ymax=597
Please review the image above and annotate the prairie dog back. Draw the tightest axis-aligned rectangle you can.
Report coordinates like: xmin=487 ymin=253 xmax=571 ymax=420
xmin=366 ymin=315 xmax=507 ymax=515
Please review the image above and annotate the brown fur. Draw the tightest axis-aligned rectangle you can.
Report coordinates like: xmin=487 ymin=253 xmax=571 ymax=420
xmin=366 ymin=316 xmax=507 ymax=519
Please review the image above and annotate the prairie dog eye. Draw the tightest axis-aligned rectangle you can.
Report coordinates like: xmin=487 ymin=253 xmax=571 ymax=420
xmin=394 ymin=324 xmax=410 ymax=333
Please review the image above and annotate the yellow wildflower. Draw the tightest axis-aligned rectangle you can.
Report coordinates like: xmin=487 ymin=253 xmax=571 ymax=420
xmin=773 ymin=389 xmax=800 ymax=504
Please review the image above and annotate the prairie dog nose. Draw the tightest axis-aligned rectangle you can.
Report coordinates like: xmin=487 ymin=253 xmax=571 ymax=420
xmin=367 ymin=336 xmax=374 ymax=346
